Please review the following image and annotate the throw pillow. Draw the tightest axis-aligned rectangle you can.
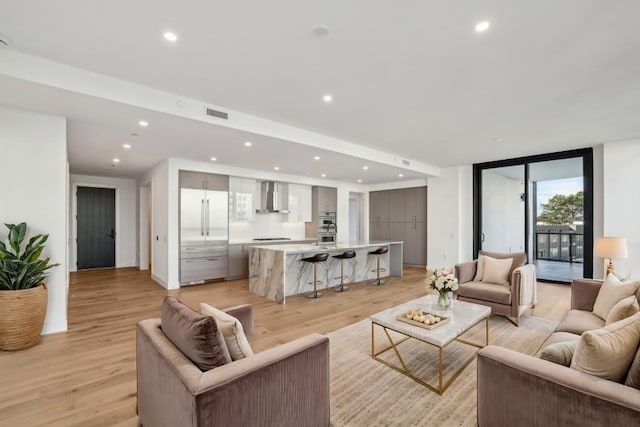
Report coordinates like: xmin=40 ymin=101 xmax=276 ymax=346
xmin=539 ymin=340 xmax=579 ymax=367
xmin=473 ymin=255 xmax=486 ymax=281
xmin=481 ymin=256 xmax=513 ymax=286
xmin=201 ymin=302 xmax=254 ymax=361
xmin=161 ymin=297 xmax=232 ymax=371
xmin=606 ymin=295 xmax=640 ymax=325
xmin=570 ymin=312 xmax=640 ymax=382
xmin=592 ymin=274 xmax=640 ymax=320
xmin=624 ymin=343 xmax=640 ymax=389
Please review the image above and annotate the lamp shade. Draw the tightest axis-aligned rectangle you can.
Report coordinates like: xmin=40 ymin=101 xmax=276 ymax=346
xmin=595 ymin=237 xmax=628 ymax=260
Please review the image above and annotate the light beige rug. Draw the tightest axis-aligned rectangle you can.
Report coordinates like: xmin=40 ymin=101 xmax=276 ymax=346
xmin=327 ymin=314 xmax=556 ymax=426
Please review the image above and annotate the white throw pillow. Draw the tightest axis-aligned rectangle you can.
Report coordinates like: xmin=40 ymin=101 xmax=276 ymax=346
xmin=606 ymin=295 xmax=640 ymax=325
xmin=201 ymin=303 xmax=254 ymax=361
xmin=592 ymin=274 xmax=640 ymax=321
xmin=570 ymin=312 xmax=640 ymax=382
xmin=473 ymin=255 xmax=486 ymax=281
xmin=481 ymin=256 xmax=513 ymax=286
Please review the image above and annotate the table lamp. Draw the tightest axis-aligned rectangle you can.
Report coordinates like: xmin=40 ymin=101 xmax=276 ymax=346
xmin=595 ymin=237 xmax=628 ymax=277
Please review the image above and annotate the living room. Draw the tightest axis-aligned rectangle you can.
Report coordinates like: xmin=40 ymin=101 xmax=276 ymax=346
xmin=1 ymin=2 xmax=640 ymax=426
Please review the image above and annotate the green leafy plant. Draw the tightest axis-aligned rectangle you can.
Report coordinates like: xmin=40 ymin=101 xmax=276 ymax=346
xmin=0 ymin=223 xmax=59 ymax=290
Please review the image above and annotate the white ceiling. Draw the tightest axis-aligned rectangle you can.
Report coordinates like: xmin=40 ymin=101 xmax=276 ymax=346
xmin=1 ymin=1 xmax=640 ymax=180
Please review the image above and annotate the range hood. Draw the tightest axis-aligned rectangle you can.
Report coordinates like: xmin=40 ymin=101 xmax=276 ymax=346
xmin=256 ymin=181 xmax=289 ymax=213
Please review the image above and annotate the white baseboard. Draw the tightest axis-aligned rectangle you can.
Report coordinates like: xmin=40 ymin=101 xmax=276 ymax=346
xmin=151 ymin=273 xmax=168 ymax=288
xmin=43 ymin=319 xmax=67 ymax=334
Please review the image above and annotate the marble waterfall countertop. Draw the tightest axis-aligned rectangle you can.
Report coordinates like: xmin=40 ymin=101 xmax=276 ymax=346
xmin=249 ymin=241 xmax=404 ymax=303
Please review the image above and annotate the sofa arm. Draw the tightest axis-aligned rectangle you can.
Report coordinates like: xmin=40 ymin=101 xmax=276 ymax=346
xmin=571 ymin=279 xmax=603 ymax=311
xmin=477 ymin=345 xmax=640 ymax=427
xmin=455 ymin=260 xmax=477 ymax=284
xmin=194 ymin=333 xmax=330 ymax=427
xmin=222 ymin=304 xmax=254 ymax=336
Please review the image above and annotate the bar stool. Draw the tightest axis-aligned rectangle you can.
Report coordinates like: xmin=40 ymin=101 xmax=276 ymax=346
xmin=301 ymin=253 xmax=330 ymax=298
xmin=368 ymin=246 xmax=389 ymax=286
xmin=332 ymin=250 xmax=356 ymax=292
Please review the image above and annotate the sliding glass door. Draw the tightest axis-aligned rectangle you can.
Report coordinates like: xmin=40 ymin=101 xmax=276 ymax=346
xmin=474 ymin=149 xmax=593 ymax=283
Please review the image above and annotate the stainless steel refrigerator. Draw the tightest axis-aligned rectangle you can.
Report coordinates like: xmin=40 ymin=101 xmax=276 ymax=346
xmin=179 ymin=172 xmax=229 ymax=285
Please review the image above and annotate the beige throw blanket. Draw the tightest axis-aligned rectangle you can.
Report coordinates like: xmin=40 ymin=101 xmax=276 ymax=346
xmin=516 ymin=264 xmax=537 ymax=306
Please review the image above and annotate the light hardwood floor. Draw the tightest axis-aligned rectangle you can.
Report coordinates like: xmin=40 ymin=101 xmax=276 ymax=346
xmin=0 ymin=267 xmax=570 ymax=427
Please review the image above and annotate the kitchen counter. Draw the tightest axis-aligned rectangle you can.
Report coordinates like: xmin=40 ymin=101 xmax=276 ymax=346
xmin=249 ymin=241 xmax=404 ymax=303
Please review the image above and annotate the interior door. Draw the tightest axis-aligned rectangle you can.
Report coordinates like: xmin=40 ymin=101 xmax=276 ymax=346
xmin=77 ymin=187 xmax=116 ymax=269
xmin=181 ymin=188 xmax=206 ymax=246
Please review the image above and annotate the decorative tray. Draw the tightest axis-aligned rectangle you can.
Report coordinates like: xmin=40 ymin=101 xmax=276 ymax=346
xmin=396 ymin=309 xmax=449 ymax=330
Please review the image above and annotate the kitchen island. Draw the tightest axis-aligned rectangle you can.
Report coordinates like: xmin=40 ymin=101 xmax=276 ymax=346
xmin=249 ymin=241 xmax=404 ymax=303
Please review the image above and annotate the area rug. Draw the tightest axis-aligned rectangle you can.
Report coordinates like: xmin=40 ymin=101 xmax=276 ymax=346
xmin=327 ymin=314 xmax=556 ymax=426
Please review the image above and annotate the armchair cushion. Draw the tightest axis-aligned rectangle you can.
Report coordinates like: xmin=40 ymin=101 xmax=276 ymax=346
xmin=201 ymin=302 xmax=254 ymax=361
xmin=457 ymin=281 xmax=511 ymax=305
xmin=473 ymin=255 xmax=486 ymax=281
xmin=555 ymin=309 xmax=605 ymax=335
xmin=480 ymin=250 xmax=526 ymax=277
xmin=481 ymin=256 xmax=513 ymax=286
xmin=161 ymin=297 xmax=231 ymax=371
xmin=592 ymin=274 xmax=640 ymax=320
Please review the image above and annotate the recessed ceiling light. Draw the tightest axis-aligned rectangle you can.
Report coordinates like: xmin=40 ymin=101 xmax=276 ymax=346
xmin=123 ymin=144 xmax=131 ymax=149
xmin=357 ymin=179 xmax=362 ymax=183
xmin=244 ymin=141 xmax=252 ymax=147
xmin=112 ymin=158 xmax=120 ymax=163
xmin=163 ymin=31 xmax=178 ymax=42
xmin=139 ymin=120 xmax=149 ymax=127
xmin=475 ymin=21 xmax=490 ymax=33
xmin=210 ymin=157 xmax=217 ymax=161
xmin=274 ymin=166 xmax=280 ymax=170
xmin=398 ymin=173 xmax=404 ymax=178
xmin=314 ymin=156 xmax=321 ymax=160
xmin=363 ymin=166 xmax=369 ymax=170
xmin=321 ymin=174 xmax=326 ymax=178
xmin=323 ymin=94 xmax=333 ymax=103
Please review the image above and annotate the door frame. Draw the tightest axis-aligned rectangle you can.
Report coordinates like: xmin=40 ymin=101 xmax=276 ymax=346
xmin=71 ymin=183 xmax=120 ymax=272
xmin=473 ymin=148 xmax=594 ymax=280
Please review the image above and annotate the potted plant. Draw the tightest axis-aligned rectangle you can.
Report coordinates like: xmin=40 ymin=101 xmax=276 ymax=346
xmin=0 ymin=222 xmax=59 ymax=350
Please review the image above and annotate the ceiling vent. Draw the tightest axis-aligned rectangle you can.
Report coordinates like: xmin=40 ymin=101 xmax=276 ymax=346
xmin=206 ymin=107 xmax=228 ymax=120
xmin=402 ymin=159 xmax=410 ymax=166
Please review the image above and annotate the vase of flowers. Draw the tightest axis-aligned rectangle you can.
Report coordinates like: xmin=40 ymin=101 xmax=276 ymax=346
xmin=427 ymin=268 xmax=458 ymax=309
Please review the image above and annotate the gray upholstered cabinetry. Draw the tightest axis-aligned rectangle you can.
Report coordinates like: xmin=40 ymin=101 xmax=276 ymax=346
xmin=369 ymin=186 xmax=427 ymax=265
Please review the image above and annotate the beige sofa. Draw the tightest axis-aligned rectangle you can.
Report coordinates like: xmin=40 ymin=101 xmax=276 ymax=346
xmin=136 ymin=304 xmax=330 ymax=427
xmin=477 ymin=279 xmax=640 ymax=426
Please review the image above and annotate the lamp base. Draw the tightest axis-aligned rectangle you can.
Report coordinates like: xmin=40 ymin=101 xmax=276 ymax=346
xmin=605 ymin=260 xmax=615 ymax=277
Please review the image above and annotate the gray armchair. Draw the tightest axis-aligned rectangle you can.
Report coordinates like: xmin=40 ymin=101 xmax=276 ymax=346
xmin=136 ymin=304 xmax=330 ymax=427
xmin=455 ymin=251 xmax=537 ymax=326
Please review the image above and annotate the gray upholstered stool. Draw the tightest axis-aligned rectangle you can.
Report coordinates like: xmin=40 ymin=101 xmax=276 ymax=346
xmin=368 ymin=246 xmax=389 ymax=286
xmin=301 ymin=252 xmax=330 ymax=298
xmin=332 ymin=250 xmax=356 ymax=292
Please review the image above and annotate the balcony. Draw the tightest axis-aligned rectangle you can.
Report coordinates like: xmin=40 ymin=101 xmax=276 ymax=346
xmin=535 ymin=231 xmax=583 ymax=282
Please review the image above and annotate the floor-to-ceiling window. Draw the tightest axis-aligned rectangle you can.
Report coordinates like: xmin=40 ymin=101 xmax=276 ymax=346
xmin=473 ymin=148 xmax=593 ymax=283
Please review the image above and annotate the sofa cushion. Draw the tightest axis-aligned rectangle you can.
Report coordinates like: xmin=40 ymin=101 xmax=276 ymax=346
xmin=592 ymin=274 xmax=640 ymax=320
xmin=571 ymin=312 xmax=640 ymax=382
xmin=606 ymin=295 xmax=640 ymax=325
xmin=480 ymin=250 xmax=526 ymax=277
xmin=457 ymin=281 xmax=511 ymax=305
xmin=625 ymin=343 xmax=640 ymax=389
xmin=539 ymin=340 xmax=579 ymax=367
xmin=473 ymin=255 xmax=486 ymax=281
xmin=201 ymin=302 xmax=254 ymax=361
xmin=555 ymin=309 xmax=605 ymax=335
xmin=160 ymin=297 xmax=231 ymax=371
xmin=481 ymin=256 xmax=513 ymax=286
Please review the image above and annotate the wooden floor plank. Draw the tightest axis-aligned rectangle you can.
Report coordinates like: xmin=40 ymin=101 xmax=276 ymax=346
xmin=0 ymin=266 xmax=570 ymax=426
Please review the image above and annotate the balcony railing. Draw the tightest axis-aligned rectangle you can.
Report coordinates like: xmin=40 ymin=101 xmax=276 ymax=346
xmin=535 ymin=231 xmax=583 ymax=263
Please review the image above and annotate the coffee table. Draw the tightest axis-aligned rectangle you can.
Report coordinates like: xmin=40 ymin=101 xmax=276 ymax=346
xmin=370 ymin=295 xmax=490 ymax=395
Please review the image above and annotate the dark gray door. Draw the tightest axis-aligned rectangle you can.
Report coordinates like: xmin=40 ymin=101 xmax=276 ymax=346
xmin=77 ymin=187 xmax=116 ymax=269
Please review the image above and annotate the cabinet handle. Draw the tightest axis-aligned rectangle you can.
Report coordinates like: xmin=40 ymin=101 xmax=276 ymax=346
xmin=201 ymin=199 xmax=205 ymax=235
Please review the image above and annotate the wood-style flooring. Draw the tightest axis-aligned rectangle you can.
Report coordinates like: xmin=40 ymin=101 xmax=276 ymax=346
xmin=0 ymin=267 xmax=570 ymax=427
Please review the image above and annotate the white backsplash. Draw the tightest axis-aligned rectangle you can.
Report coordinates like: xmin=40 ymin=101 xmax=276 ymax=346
xmin=229 ymin=215 xmax=307 ymax=241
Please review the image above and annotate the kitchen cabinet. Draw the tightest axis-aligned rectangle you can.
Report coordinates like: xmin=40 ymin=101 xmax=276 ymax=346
xmin=388 ymin=222 xmax=405 ymax=243
xmin=288 ymin=184 xmax=312 ymax=222
xmin=389 ymin=190 xmax=405 ymax=222
xmin=229 ymin=177 xmax=256 ymax=222
xmin=228 ymin=244 xmax=250 ymax=279
xmin=369 ymin=221 xmax=389 ymax=241
xmin=404 ymin=187 xmax=427 ymax=223
xmin=315 ymin=186 xmax=337 ymax=213
xmin=403 ymin=222 xmax=427 ymax=265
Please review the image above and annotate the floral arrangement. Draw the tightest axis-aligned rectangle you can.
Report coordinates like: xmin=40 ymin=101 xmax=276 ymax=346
xmin=426 ymin=268 xmax=459 ymax=297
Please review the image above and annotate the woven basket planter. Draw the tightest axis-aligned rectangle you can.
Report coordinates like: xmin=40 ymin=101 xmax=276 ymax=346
xmin=0 ymin=284 xmax=47 ymax=351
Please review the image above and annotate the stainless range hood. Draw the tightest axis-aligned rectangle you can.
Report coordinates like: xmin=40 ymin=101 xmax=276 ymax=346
xmin=256 ymin=181 xmax=289 ymax=213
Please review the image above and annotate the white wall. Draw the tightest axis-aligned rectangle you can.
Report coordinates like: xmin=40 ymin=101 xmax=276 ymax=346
xmin=0 ymin=106 xmax=68 ymax=334
xmin=69 ymin=174 xmax=138 ymax=271
xmin=142 ymin=160 xmax=170 ymax=287
xmin=603 ymin=140 xmax=640 ymax=280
